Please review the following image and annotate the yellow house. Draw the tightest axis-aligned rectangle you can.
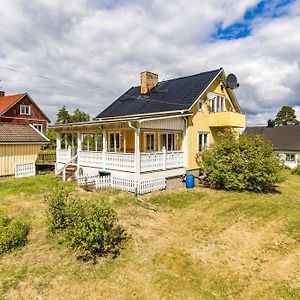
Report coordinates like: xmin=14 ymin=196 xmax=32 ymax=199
xmin=0 ymin=123 xmax=49 ymax=177
xmin=52 ymin=68 xmax=245 ymax=193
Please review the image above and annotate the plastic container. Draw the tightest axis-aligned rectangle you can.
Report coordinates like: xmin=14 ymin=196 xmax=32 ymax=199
xmin=185 ymin=174 xmax=195 ymax=189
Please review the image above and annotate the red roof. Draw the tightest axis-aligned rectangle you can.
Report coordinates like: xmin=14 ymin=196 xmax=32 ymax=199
xmin=0 ymin=93 xmax=25 ymax=114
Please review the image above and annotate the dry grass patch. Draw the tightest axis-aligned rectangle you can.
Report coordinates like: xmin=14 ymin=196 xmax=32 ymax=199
xmin=0 ymin=174 xmax=300 ymax=299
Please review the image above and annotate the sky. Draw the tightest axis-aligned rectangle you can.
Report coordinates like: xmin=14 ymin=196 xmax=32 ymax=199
xmin=0 ymin=0 xmax=299 ymax=125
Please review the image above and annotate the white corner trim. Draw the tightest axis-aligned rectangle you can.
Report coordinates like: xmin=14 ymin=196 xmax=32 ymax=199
xmin=29 ymin=124 xmax=50 ymax=142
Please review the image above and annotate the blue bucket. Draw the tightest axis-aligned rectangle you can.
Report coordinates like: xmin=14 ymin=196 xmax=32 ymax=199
xmin=185 ymin=174 xmax=195 ymax=189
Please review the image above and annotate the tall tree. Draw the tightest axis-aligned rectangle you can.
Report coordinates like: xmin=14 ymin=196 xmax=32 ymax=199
xmin=56 ymin=106 xmax=70 ymax=124
xmin=275 ymin=106 xmax=299 ymax=126
xmin=70 ymin=108 xmax=90 ymax=123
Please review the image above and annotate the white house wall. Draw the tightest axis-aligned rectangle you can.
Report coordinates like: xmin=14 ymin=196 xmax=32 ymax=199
xmin=279 ymin=151 xmax=300 ymax=169
xmin=140 ymin=117 xmax=184 ymax=130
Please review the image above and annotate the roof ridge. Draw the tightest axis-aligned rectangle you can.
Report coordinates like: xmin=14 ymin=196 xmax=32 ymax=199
xmin=131 ymin=68 xmax=222 ymax=88
xmin=0 ymin=93 xmax=26 ymax=98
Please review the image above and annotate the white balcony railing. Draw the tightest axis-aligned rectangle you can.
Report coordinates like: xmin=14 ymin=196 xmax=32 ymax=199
xmin=73 ymin=150 xmax=184 ymax=173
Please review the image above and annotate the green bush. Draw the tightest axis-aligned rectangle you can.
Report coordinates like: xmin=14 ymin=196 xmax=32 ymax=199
xmin=0 ymin=212 xmax=30 ymax=255
xmin=46 ymin=186 xmax=127 ymax=261
xmin=65 ymin=202 xmax=127 ymax=260
xmin=46 ymin=185 xmax=71 ymax=232
xmin=291 ymin=165 xmax=300 ymax=175
xmin=198 ymin=131 xmax=283 ymax=193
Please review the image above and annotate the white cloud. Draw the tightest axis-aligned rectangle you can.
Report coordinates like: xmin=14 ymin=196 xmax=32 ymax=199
xmin=0 ymin=0 xmax=299 ymax=125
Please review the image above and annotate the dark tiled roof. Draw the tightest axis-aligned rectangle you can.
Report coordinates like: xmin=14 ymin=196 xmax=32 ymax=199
xmin=0 ymin=123 xmax=48 ymax=143
xmin=244 ymin=126 xmax=300 ymax=151
xmin=97 ymin=68 xmax=222 ymax=118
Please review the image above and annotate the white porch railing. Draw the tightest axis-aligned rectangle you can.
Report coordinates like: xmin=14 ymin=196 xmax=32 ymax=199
xmin=106 ymin=153 xmax=135 ymax=172
xmin=64 ymin=150 xmax=184 ymax=173
xmin=56 ymin=148 xmax=71 ymax=163
xmin=140 ymin=152 xmax=164 ymax=172
xmin=78 ymin=151 xmax=103 ymax=168
xmin=165 ymin=151 xmax=184 ymax=169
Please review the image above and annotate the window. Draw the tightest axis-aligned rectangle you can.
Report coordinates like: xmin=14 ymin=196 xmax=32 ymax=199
xmin=210 ymin=94 xmax=226 ymax=113
xmin=146 ymin=133 xmax=155 ymax=151
xmin=198 ymin=132 xmax=209 ymax=152
xmin=33 ymin=124 xmax=42 ymax=132
xmin=160 ymin=133 xmax=176 ymax=151
xmin=198 ymin=100 xmax=204 ymax=112
xmin=20 ymin=105 xmax=30 ymax=115
xmin=286 ymin=153 xmax=296 ymax=162
xmin=96 ymin=134 xmax=103 ymax=151
xmin=109 ymin=132 xmax=120 ymax=152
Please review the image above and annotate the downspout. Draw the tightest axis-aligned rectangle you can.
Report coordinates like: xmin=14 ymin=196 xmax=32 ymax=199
xmin=183 ymin=116 xmax=188 ymax=170
xmin=128 ymin=121 xmax=157 ymax=211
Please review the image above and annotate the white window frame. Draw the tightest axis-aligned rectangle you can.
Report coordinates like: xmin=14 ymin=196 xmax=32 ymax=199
xmin=286 ymin=153 xmax=296 ymax=162
xmin=20 ymin=105 xmax=31 ymax=115
xmin=209 ymin=94 xmax=226 ymax=113
xmin=198 ymin=132 xmax=210 ymax=153
xmin=159 ymin=132 xmax=176 ymax=151
xmin=108 ymin=131 xmax=121 ymax=152
xmin=145 ymin=132 xmax=155 ymax=152
xmin=33 ymin=124 xmax=43 ymax=132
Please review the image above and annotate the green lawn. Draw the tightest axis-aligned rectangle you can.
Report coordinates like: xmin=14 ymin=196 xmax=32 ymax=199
xmin=0 ymin=174 xmax=300 ymax=299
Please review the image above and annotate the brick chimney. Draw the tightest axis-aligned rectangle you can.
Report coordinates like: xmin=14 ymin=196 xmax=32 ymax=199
xmin=140 ymin=71 xmax=158 ymax=94
xmin=0 ymin=91 xmax=5 ymax=97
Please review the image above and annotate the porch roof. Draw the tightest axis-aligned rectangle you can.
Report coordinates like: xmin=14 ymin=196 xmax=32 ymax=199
xmin=49 ymin=112 xmax=191 ymax=130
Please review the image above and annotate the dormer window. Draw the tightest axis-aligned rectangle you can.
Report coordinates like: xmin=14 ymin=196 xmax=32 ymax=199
xmin=20 ymin=105 xmax=30 ymax=115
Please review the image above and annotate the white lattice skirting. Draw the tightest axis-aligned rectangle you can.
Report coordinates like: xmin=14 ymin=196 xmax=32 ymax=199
xmin=78 ymin=174 xmax=166 ymax=195
xmin=15 ymin=162 xmax=36 ymax=178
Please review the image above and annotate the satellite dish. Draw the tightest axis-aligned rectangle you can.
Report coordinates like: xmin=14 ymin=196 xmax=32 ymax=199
xmin=207 ymin=92 xmax=215 ymax=99
xmin=226 ymin=74 xmax=239 ymax=89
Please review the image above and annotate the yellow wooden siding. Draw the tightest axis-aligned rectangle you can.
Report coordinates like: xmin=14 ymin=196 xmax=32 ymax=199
xmin=0 ymin=144 xmax=41 ymax=176
xmin=186 ymin=79 xmax=245 ymax=170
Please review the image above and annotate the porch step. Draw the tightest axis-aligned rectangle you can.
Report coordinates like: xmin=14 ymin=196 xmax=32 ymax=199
xmin=57 ymin=165 xmax=77 ymax=181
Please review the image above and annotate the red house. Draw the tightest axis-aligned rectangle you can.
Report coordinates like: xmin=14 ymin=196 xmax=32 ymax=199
xmin=0 ymin=91 xmax=50 ymax=132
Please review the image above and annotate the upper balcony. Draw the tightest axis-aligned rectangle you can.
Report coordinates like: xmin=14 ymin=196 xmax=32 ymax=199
xmin=208 ymin=111 xmax=246 ymax=128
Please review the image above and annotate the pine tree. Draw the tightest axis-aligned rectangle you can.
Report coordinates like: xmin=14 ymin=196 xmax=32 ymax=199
xmin=275 ymin=106 xmax=299 ymax=126
xmin=56 ymin=106 xmax=70 ymax=124
xmin=70 ymin=109 xmax=90 ymax=123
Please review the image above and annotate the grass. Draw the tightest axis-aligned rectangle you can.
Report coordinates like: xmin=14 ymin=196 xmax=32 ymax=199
xmin=0 ymin=174 xmax=300 ymax=299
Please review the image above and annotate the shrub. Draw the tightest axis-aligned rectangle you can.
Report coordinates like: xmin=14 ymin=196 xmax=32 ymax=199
xmin=46 ymin=184 xmax=71 ymax=232
xmin=46 ymin=186 xmax=127 ymax=261
xmin=198 ymin=131 xmax=283 ymax=193
xmin=65 ymin=202 xmax=127 ymax=260
xmin=291 ymin=165 xmax=300 ymax=175
xmin=0 ymin=212 xmax=30 ymax=255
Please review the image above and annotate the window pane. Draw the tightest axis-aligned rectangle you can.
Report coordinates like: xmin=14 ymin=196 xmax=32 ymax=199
xmin=211 ymin=98 xmax=215 ymax=112
xmin=115 ymin=133 xmax=120 ymax=150
xmin=97 ymin=134 xmax=103 ymax=151
xmin=109 ymin=133 xmax=115 ymax=151
xmin=160 ymin=134 xmax=167 ymax=150
xmin=199 ymin=133 xmax=203 ymax=152
xmin=146 ymin=134 xmax=154 ymax=151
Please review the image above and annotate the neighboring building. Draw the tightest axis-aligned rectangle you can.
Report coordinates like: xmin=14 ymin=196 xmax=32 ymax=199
xmin=0 ymin=123 xmax=49 ymax=177
xmin=0 ymin=91 xmax=50 ymax=132
xmin=52 ymin=68 xmax=246 ymax=193
xmin=245 ymin=125 xmax=300 ymax=169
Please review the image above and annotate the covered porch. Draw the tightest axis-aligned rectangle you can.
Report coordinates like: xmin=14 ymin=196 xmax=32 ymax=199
xmin=55 ymin=116 xmax=187 ymax=176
